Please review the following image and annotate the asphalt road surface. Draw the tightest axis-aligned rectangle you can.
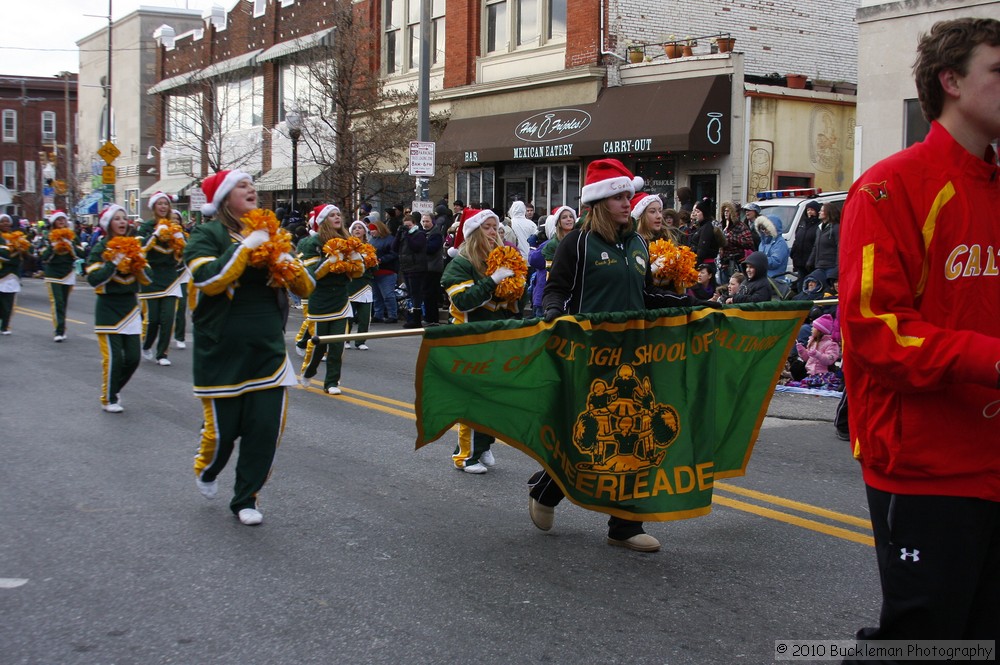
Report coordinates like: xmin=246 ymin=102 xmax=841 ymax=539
xmin=2 ymin=277 xmax=879 ymax=665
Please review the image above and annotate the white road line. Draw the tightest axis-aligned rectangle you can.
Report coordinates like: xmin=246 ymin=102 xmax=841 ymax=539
xmin=0 ymin=578 xmax=29 ymax=589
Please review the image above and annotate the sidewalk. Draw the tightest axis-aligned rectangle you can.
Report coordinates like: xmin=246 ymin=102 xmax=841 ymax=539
xmin=767 ymin=389 xmax=840 ymax=423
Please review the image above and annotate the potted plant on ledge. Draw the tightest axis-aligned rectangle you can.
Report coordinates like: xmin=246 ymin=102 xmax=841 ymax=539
xmin=662 ymin=35 xmax=681 ymax=59
xmin=626 ymin=43 xmax=645 ymax=64
xmin=714 ymin=35 xmax=736 ymax=53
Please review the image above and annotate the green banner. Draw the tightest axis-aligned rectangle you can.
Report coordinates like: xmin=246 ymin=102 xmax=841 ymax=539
xmin=415 ymin=302 xmax=811 ymax=521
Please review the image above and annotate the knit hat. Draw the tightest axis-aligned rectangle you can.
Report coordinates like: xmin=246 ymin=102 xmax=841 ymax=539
xmin=309 ymin=204 xmax=340 ymax=232
xmin=0 ymin=213 xmax=11 ymax=224
xmin=349 ymin=220 xmax=369 ymax=236
xmin=812 ymin=313 xmax=835 ymax=335
xmin=366 ymin=211 xmax=381 ymax=224
xmin=99 ymin=204 xmax=125 ymax=231
xmin=147 ymin=191 xmax=173 ymax=210
xmin=447 ymin=207 xmax=493 ymax=258
xmin=804 ymin=200 xmax=822 ymax=213
xmin=629 ymin=193 xmax=661 ymax=220
xmin=744 ymin=203 xmax=761 ymax=214
xmin=693 ymin=198 xmax=715 ymax=220
xmin=580 ymin=159 xmax=643 ymax=204
xmin=200 ymin=170 xmax=252 ymax=216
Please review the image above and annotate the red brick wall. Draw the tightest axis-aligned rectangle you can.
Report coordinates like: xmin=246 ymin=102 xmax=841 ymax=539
xmin=566 ymin=0 xmax=601 ymax=68
xmin=444 ymin=0 xmax=478 ymax=88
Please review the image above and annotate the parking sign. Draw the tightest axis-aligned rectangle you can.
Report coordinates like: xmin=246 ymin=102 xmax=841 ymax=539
xmin=408 ymin=141 xmax=435 ymax=177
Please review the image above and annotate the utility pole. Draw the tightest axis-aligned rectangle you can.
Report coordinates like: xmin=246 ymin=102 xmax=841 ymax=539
xmin=415 ymin=0 xmax=431 ymax=204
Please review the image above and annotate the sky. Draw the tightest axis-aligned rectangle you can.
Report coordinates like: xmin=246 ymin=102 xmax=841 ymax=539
xmin=4 ymin=0 xmax=220 ymax=78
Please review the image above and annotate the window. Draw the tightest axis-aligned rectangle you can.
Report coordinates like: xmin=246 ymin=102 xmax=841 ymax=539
xmin=253 ymin=0 xmax=267 ymax=18
xmin=384 ymin=0 xmax=445 ymax=75
xmin=903 ymin=99 xmax=930 ymax=148
xmin=41 ymin=111 xmax=56 ymax=142
xmin=3 ymin=161 xmax=17 ymax=191
xmin=2 ymin=110 xmax=16 ymax=142
xmin=23 ymin=161 xmax=35 ymax=194
xmin=166 ymin=93 xmax=201 ymax=142
xmin=456 ymin=168 xmax=496 ymax=209
xmin=485 ymin=0 xmax=566 ymax=54
xmin=125 ymin=188 xmax=139 ymax=218
xmin=533 ymin=163 xmax=580 ymax=212
xmin=280 ymin=64 xmax=324 ymax=120
xmin=215 ymin=76 xmax=263 ymax=133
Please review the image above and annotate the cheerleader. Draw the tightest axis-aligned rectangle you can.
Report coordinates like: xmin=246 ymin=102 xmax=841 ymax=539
xmin=297 ymin=204 xmax=358 ymax=394
xmin=183 ymin=170 xmax=314 ymax=526
xmin=0 ymin=213 xmax=28 ymax=334
xmin=137 ymin=192 xmax=186 ymax=365
xmin=346 ymin=220 xmax=375 ymax=350
xmin=441 ymin=208 xmax=526 ymax=473
xmin=40 ymin=210 xmax=85 ymax=342
xmin=86 ymin=205 xmax=151 ymax=413
xmin=170 ymin=209 xmax=190 ymax=349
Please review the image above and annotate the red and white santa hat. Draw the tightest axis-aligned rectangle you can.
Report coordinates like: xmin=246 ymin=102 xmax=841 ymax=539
xmin=309 ymin=204 xmax=340 ymax=233
xmin=545 ymin=205 xmax=577 ymax=238
xmin=580 ymin=158 xmax=643 ymax=205
xmin=629 ymin=192 xmax=661 ymax=220
xmin=147 ymin=191 xmax=173 ymax=211
xmin=200 ymin=170 xmax=253 ymax=216
xmin=99 ymin=204 xmax=125 ymax=230
xmin=447 ymin=207 xmax=497 ymax=257
xmin=48 ymin=210 xmax=71 ymax=229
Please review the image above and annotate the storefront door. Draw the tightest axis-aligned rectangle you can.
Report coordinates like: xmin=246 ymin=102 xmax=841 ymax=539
xmin=690 ymin=174 xmax=718 ymax=212
xmin=504 ymin=178 xmax=530 ymax=210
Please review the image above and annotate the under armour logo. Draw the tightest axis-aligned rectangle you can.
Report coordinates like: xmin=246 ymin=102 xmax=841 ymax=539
xmin=900 ymin=548 xmax=920 ymax=562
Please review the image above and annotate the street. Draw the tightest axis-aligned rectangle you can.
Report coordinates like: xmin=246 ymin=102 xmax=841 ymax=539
xmin=2 ymin=278 xmax=879 ymax=665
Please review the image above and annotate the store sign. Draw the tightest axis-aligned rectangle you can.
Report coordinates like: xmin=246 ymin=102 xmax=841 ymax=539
xmin=514 ymin=109 xmax=591 ymax=143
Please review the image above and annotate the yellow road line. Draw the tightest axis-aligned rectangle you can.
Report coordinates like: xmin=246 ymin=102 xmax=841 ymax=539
xmin=715 ymin=481 xmax=872 ymax=530
xmin=713 ymin=495 xmax=874 ymax=546
xmin=340 ymin=386 xmax=416 ymax=410
xmin=14 ymin=306 xmax=86 ymax=325
xmin=300 ymin=382 xmax=416 ymax=419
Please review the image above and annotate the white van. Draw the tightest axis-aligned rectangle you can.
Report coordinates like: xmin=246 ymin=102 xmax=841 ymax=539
xmin=754 ymin=188 xmax=848 ymax=274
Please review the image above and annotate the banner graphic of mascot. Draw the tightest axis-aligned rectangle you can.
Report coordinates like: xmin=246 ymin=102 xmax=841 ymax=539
xmin=415 ymin=302 xmax=811 ymax=521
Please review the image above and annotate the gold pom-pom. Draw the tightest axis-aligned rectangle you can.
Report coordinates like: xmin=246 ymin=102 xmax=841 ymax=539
xmin=241 ymin=208 xmax=280 ymax=233
xmin=485 ymin=245 xmax=527 ymax=302
xmin=102 ymin=236 xmax=148 ymax=276
xmin=157 ymin=222 xmax=187 ymax=256
xmin=322 ymin=237 xmax=365 ymax=278
xmin=50 ymin=228 xmax=75 ymax=253
xmin=648 ymin=239 xmax=699 ymax=290
xmin=2 ymin=231 xmax=31 ymax=255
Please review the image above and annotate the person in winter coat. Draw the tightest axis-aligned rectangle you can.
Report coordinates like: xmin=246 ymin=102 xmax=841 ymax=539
xmin=718 ymin=200 xmax=756 ymax=283
xmin=368 ymin=221 xmax=398 ymax=323
xmin=507 ymin=200 xmax=536 ymax=262
xmin=795 ymin=313 xmax=840 ymax=375
xmin=792 ymin=201 xmax=821 ymax=287
xmin=0 ymin=213 xmax=26 ymax=334
xmin=730 ymin=251 xmax=774 ymax=303
xmin=528 ymin=206 xmax=577 ymax=318
xmin=421 ymin=213 xmax=445 ymax=324
xmin=40 ymin=210 xmax=86 ymax=341
xmin=807 ymin=203 xmax=841 ymax=285
xmin=755 ymin=215 xmax=790 ymax=283
xmin=183 ymin=170 xmax=314 ymax=526
xmin=395 ymin=211 xmax=428 ymax=328
xmin=441 ymin=209 xmax=526 ymax=473
xmin=691 ymin=198 xmax=723 ymax=266
xmin=532 ymin=159 xmax=713 ymax=554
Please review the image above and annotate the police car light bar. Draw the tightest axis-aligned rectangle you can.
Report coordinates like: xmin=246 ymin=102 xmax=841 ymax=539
xmin=756 ymin=187 xmax=823 ymax=200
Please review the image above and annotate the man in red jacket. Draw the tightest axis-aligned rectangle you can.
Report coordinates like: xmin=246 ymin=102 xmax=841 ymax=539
xmin=839 ymin=17 xmax=1000 ymax=647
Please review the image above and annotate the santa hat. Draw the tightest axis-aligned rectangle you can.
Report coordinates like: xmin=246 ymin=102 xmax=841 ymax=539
xmin=48 ymin=210 xmax=71 ymax=229
xmin=200 ymin=170 xmax=252 ymax=216
xmin=99 ymin=204 xmax=125 ymax=231
xmin=309 ymin=204 xmax=340 ymax=232
xmin=812 ymin=314 xmax=835 ymax=336
xmin=349 ymin=220 xmax=369 ymax=236
xmin=580 ymin=159 xmax=643 ymax=204
xmin=630 ymin=193 xmax=661 ymax=220
xmin=546 ymin=205 xmax=577 ymax=238
xmin=147 ymin=191 xmax=173 ymax=210
xmin=447 ymin=207 xmax=492 ymax=258
xmin=0 ymin=213 xmax=11 ymax=224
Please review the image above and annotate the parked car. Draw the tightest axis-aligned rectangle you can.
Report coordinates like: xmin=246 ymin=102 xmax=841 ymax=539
xmin=754 ymin=188 xmax=848 ymax=274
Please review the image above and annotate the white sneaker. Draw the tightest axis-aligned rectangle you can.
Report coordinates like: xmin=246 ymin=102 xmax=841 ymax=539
xmin=102 ymin=403 xmax=124 ymax=413
xmin=356 ymin=344 xmax=369 ymax=350
xmin=295 ymin=345 xmax=306 ymax=357
xmin=327 ymin=386 xmax=342 ymax=395
xmin=142 ymin=348 xmax=154 ymax=361
xmin=462 ymin=462 xmax=488 ymax=474
xmin=298 ymin=375 xmax=311 ymax=388
xmin=237 ymin=508 xmax=263 ymax=525
xmin=196 ymin=477 xmax=218 ymax=499
xmin=157 ymin=357 xmax=172 ymax=366
xmin=174 ymin=340 xmax=187 ymax=349
xmin=1 ymin=330 xmax=10 ymax=335
xmin=481 ymin=449 xmax=496 ymax=467
xmin=345 ymin=342 xmax=352 ymax=349
xmin=54 ymin=335 xmax=64 ymax=342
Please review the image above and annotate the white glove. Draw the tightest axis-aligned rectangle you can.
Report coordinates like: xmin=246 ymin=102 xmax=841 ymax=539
xmin=111 ymin=253 xmax=125 ymax=266
xmin=173 ymin=232 xmax=185 ymax=240
xmin=155 ymin=224 xmax=169 ymax=235
xmin=243 ymin=228 xmax=270 ymax=249
xmin=650 ymin=257 xmax=666 ymax=274
xmin=491 ymin=267 xmax=515 ymax=284
xmin=278 ymin=252 xmax=295 ymax=264
xmin=349 ymin=251 xmax=363 ymax=262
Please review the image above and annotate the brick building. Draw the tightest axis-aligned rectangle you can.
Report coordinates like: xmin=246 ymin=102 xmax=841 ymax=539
xmin=146 ymin=0 xmax=859 ymax=217
xmin=0 ymin=74 xmax=77 ymax=223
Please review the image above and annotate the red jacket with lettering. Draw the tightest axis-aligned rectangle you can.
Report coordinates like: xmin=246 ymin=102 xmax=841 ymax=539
xmin=839 ymin=121 xmax=1000 ymax=500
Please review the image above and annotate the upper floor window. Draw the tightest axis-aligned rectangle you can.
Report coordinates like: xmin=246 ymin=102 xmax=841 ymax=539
xmin=280 ymin=64 xmax=323 ymax=121
xmin=98 ymin=105 xmax=116 ymax=143
xmin=215 ymin=76 xmax=263 ymax=133
xmin=41 ymin=111 xmax=56 ymax=142
xmin=385 ymin=0 xmax=445 ymax=75
xmin=166 ymin=93 xmax=201 ymax=142
xmin=3 ymin=161 xmax=17 ymax=191
xmin=2 ymin=110 xmax=16 ymax=142
xmin=485 ymin=0 xmax=566 ymax=54
xmin=253 ymin=0 xmax=267 ymax=18
xmin=903 ymin=99 xmax=930 ymax=148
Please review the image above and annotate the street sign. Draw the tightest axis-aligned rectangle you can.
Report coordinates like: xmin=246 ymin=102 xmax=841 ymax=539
xmin=98 ymin=141 xmax=121 ymax=165
xmin=411 ymin=200 xmax=434 ymax=216
xmin=102 ymin=165 xmax=116 ymax=185
xmin=101 ymin=184 xmax=115 ymax=202
xmin=188 ymin=188 xmax=206 ymax=211
xmin=408 ymin=141 xmax=435 ymax=177
xmin=53 ymin=180 xmax=67 ymax=195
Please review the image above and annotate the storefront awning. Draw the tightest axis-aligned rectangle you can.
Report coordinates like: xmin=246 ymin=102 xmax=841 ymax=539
xmin=74 ymin=190 xmax=103 ymax=216
xmin=437 ymin=75 xmax=732 ymax=165
xmin=192 ymin=49 xmax=262 ymax=82
xmin=253 ymin=165 xmax=327 ymax=192
xmin=147 ymin=71 xmax=195 ymax=95
xmin=141 ymin=176 xmax=197 ymax=198
xmin=257 ymin=28 xmax=334 ymax=63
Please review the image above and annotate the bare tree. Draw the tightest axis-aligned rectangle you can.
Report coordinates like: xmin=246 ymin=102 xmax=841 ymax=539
xmin=288 ymin=0 xmax=419 ymax=211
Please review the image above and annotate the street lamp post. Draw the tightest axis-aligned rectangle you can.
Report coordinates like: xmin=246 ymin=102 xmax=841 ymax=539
xmin=286 ymin=110 xmax=303 ymax=223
